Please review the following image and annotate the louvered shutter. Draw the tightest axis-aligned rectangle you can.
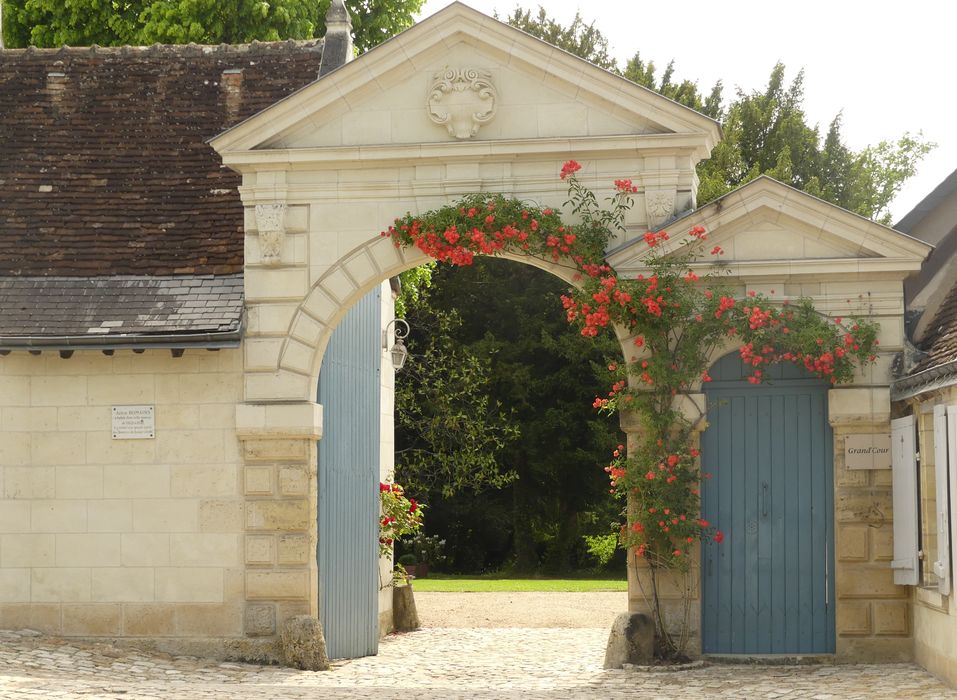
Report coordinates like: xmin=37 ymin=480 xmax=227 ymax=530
xmin=891 ymin=415 xmax=920 ymax=585
xmin=934 ymin=406 xmax=956 ymax=595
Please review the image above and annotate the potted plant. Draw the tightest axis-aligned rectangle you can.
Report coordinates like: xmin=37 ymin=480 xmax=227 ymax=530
xmin=404 ymin=532 xmax=447 ymax=578
xmin=379 ymin=482 xmax=424 ymax=631
xmin=397 ymin=553 xmax=420 ymax=578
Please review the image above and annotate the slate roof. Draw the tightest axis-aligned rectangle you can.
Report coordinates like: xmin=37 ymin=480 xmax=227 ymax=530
xmin=0 ymin=40 xmax=323 ymax=277
xmin=0 ymin=40 xmax=326 ymax=346
xmin=0 ymin=274 xmax=243 ymax=345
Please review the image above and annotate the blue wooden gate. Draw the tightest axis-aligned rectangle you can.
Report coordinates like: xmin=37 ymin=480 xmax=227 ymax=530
xmin=317 ymin=288 xmax=381 ymax=659
xmin=701 ymin=352 xmax=835 ymax=654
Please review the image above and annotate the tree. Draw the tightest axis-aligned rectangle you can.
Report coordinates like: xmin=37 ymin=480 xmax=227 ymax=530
xmin=623 ymin=53 xmax=723 ymax=120
xmin=2 ymin=0 xmax=144 ymax=47
xmin=697 ymin=64 xmax=933 ymax=222
xmin=345 ymin=0 xmax=423 ymax=54
xmin=394 ymin=282 xmax=520 ymax=499
xmin=502 ymin=6 xmax=617 ymax=71
xmin=2 ymin=0 xmax=422 ymax=52
xmin=505 ymin=7 xmax=722 ymax=119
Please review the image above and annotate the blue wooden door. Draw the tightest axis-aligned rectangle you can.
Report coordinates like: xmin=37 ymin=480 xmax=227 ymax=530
xmin=701 ymin=353 xmax=835 ymax=654
xmin=317 ymin=288 xmax=381 ymax=659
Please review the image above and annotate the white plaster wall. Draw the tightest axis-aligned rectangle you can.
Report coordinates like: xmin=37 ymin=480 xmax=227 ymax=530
xmin=0 ymin=349 xmax=246 ymax=638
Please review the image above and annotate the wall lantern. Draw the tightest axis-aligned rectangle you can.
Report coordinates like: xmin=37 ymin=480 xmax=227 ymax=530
xmin=383 ymin=318 xmax=410 ymax=371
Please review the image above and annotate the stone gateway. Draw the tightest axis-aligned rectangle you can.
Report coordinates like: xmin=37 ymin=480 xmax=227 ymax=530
xmin=1 ymin=0 xmax=955 ymax=681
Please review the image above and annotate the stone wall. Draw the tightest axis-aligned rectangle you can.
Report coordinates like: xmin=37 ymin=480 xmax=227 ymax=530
xmin=0 ymin=349 xmax=247 ymax=652
xmin=829 ymin=388 xmax=911 ymax=661
xmin=623 ymin=277 xmax=915 ymax=662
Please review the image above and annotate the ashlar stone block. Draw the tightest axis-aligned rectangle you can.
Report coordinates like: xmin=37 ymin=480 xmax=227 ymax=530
xmin=245 ymin=603 xmax=277 ymax=636
xmin=1 ymin=534 xmax=55 ymax=567
xmin=0 ymin=603 xmax=62 ymax=634
xmin=62 ymin=604 xmax=122 ymax=636
xmin=837 ymin=564 xmax=904 ymax=599
xmin=245 ymin=467 xmax=274 ymax=495
xmin=837 ymin=525 xmax=869 ymax=562
xmin=246 ymin=570 xmax=309 ymax=600
xmin=246 ymin=535 xmax=274 ymax=565
xmin=174 ymin=604 xmax=243 ymax=636
xmin=245 ymin=499 xmax=310 ymax=531
xmin=278 ymin=466 xmax=308 ymax=496
xmin=277 ymin=535 xmax=310 ymax=565
xmin=31 ymin=568 xmax=91 ymax=602
xmin=0 ymin=569 xmax=31 ymax=602
xmin=155 ymin=568 xmax=224 ymax=603
xmin=837 ymin=601 xmax=871 ymax=636
xmin=123 ymin=603 xmax=176 ymax=636
xmin=874 ymin=601 xmax=910 ymax=636
xmin=200 ymin=499 xmax=245 ymax=533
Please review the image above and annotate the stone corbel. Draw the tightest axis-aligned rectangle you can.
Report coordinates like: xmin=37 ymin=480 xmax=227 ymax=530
xmin=644 ymin=189 xmax=676 ymax=230
xmin=255 ymin=202 xmax=288 ymax=266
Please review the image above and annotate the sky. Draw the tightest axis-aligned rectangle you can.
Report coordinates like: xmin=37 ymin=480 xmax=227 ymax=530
xmin=417 ymin=0 xmax=956 ymax=224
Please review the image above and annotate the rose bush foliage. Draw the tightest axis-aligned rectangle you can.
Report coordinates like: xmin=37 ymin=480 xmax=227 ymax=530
xmin=379 ymin=481 xmax=423 ymax=557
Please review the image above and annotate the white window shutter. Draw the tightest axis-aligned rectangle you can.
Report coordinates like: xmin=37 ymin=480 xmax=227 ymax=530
xmin=891 ymin=415 xmax=920 ymax=585
xmin=936 ymin=406 xmax=957 ymax=595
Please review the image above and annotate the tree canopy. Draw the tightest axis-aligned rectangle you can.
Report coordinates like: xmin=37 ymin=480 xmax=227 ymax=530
xmin=501 ymin=6 xmax=617 ymax=71
xmin=396 ymin=258 xmax=622 ymax=573
xmin=1 ymin=0 xmax=422 ymax=52
xmin=695 ymin=64 xmax=932 ymax=222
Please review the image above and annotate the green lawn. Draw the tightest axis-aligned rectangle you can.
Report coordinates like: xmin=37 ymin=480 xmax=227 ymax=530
xmin=409 ymin=575 xmax=627 ymax=592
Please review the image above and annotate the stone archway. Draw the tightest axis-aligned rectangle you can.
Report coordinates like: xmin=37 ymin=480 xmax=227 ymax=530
xmin=233 ymin=223 xmax=640 ymax=655
xmin=212 ymin=1 xmax=720 ymax=657
xmin=280 ymin=234 xmax=585 ymax=397
xmin=307 ymin=236 xmax=624 ymax=658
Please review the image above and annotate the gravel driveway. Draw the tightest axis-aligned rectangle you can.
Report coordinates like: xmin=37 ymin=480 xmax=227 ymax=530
xmin=414 ymin=590 xmax=627 ymax=629
xmin=0 ymin=592 xmax=954 ymax=698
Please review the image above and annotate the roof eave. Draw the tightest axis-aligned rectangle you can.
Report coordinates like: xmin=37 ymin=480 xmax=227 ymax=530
xmin=0 ymin=328 xmax=242 ymax=352
xmin=891 ymin=358 xmax=957 ymax=401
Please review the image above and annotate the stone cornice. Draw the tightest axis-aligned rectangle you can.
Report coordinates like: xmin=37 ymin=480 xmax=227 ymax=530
xmin=612 ymin=257 xmax=924 ymax=282
xmin=220 ymin=133 xmax=712 ymax=173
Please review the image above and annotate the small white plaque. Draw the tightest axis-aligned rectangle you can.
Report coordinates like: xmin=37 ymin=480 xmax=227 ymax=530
xmin=845 ymin=433 xmax=891 ymax=470
xmin=112 ymin=405 xmax=155 ymax=440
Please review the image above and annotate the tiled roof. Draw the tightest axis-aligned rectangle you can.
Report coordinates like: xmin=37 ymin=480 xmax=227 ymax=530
xmin=0 ymin=274 xmax=243 ymax=346
xmin=912 ymin=280 xmax=957 ymax=374
xmin=0 ymin=40 xmax=323 ymax=277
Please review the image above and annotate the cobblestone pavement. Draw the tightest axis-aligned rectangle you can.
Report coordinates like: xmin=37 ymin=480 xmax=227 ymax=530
xmin=0 ymin=627 xmax=955 ymax=699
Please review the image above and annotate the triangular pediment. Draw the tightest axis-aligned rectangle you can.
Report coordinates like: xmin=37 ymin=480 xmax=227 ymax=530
xmin=210 ymin=2 xmax=720 ymax=154
xmin=608 ymin=176 xmax=932 ymax=278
